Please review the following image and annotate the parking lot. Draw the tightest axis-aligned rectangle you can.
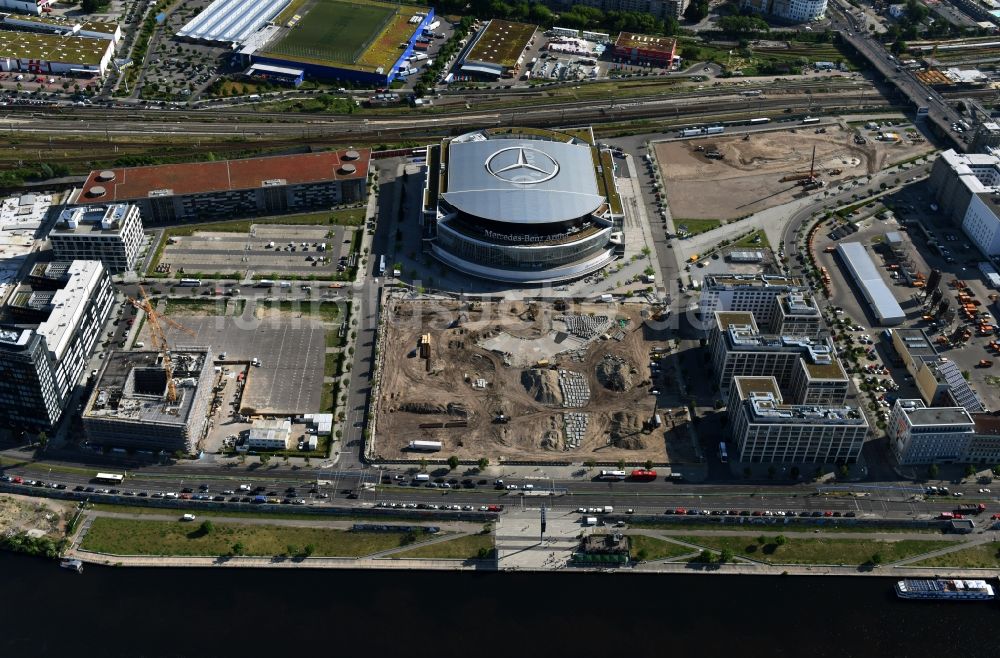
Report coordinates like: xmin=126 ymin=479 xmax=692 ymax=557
xmin=146 ymin=310 xmax=326 ymax=416
xmin=161 ymin=224 xmax=356 ymax=277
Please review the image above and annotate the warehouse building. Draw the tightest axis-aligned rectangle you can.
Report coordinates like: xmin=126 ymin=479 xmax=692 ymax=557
xmin=48 ymin=203 xmax=144 ymax=274
xmin=1 ymin=14 xmax=122 ymax=43
xmin=177 ymin=0 xmax=291 ymax=44
xmin=835 ymin=242 xmax=906 ymax=325
xmin=73 ymin=149 xmax=369 ymax=224
xmin=612 ymin=32 xmax=677 ymax=68
xmin=728 ymin=376 xmax=867 ymax=464
xmin=422 ymin=126 xmax=623 ymax=284
xmin=888 ymin=399 xmax=975 ymax=465
xmin=457 ymin=19 xmax=536 ymax=78
xmin=82 ymin=348 xmax=214 ymax=454
xmin=0 ymin=30 xmax=115 ymax=76
xmin=0 ymin=0 xmax=52 ymax=16
xmin=0 ymin=261 xmax=114 ymax=430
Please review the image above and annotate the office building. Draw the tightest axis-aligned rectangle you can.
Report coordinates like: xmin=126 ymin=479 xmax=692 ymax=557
xmin=422 ymin=126 xmax=623 ymax=284
xmin=971 ymin=122 xmax=1000 ymax=155
xmin=48 ymin=203 xmax=144 ymax=274
xmin=82 ymin=348 xmax=213 ymax=454
xmin=710 ymin=311 xmax=840 ymax=394
xmin=0 ymin=261 xmax=114 ymax=430
xmin=887 ymin=399 xmax=975 ymax=465
xmin=891 ymin=328 xmax=985 ymax=412
xmin=699 ymin=274 xmax=807 ymax=326
xmin=73 ymin=149 xmax=369 ymax=224
xmin=968 ymin=414 xmax=1000 ymax=464
xmin=247 ymin=418 xmax=292 ymax=450
xmin=768 ymin=292 xmax=823 ymax=338
xmin=789 ymin=355 xmax=848 ymax=405
xmin=929 ymin=150 xmax=1000 ymax=255
xmin=729 ymin=376 xmax=868 ymax=464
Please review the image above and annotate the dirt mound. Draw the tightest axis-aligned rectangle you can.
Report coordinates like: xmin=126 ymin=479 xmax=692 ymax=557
xmin=398 ymin=401 xmax=468 ymax=416
xmin=609 ymin=411 xmax=646 ymax=449
xmin=521 ymin=368 xmax=563 ymax=406
xmin=540 ymin=430 xmax=562 ymax=451
xmin=596 ymin=355 xmax=634 ymax=392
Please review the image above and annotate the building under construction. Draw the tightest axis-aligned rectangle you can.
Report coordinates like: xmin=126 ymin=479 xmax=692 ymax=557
xmin=81 ymin=347 xmax=214 ymax=454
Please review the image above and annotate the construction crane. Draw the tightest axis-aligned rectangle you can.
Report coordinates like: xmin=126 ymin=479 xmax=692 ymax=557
xmin=779 ymin=145 xmax=818 ymax=183
xmin=127 ymin=286 xmax=196 ymax=403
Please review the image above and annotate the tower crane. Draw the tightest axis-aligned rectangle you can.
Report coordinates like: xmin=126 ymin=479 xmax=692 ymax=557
xmin=127 ymin=286 xmax=196 ymax=403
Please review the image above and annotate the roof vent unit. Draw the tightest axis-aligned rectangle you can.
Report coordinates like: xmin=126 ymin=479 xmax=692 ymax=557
xmin=96 ymin=170 xmax=116 ymax=182
xmin=343 ymin=149 xmax=361 ymax=161
xmin=339 ymin=163 xmax=357 ymax=175
xmin=87 ymin=185 xmax=106 ymax=198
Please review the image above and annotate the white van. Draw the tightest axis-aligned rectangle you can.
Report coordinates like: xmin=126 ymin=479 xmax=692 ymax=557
xmin=181 ymin=513 xmax=196 ymax=521
xmin=414 ymin=474 xmax=430 ymax=482
xmin=135 ymin=341 xmax=145 ymax=348
xmin=238 ymin=484 xmax=251 ymax=491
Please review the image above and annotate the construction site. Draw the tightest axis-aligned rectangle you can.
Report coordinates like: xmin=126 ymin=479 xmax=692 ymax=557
xmin=655 ymin=123 xmax=931 ymax=221
xmin=371 ymin=298 xmax=698 ymax=464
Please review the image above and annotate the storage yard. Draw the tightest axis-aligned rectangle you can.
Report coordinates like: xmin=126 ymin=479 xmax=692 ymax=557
xmin=373 ymin=298 xmax=695 ymax=463
xmin=655 ymin=124 xmax=932 ymax=221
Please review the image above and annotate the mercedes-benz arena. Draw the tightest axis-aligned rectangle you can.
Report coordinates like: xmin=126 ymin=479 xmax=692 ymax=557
xmin=422 ymin=127 xmax=624 ymax=284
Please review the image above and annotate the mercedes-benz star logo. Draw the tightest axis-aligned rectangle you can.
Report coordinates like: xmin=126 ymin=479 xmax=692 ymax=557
xmin=485 ymin=146 xmax=560 ymax=184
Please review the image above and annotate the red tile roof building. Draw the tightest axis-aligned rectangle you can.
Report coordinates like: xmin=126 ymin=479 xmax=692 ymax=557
xmin=73 ymin=149 xmax=370 ymax=223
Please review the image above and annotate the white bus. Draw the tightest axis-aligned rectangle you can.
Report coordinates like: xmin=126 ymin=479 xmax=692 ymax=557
xmin=257 ymin=279 xmax=276 ymax=288
xmin=178 ymin=278 xmax=201 ymax=287
xmin=599 ymin=470 xmax=627 ymax=481
xmin=801 ymin=117 xmax=821 ymax=125
xmin=749 ymin=117 xmax=771 ymax=125
xmin=94 ymin=472 xmax=125 ymax=484
xmin=377 ymin=255 xmax=387 ymax=277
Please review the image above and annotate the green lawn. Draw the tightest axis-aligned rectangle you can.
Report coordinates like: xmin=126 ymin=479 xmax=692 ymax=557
xmin=629 ymin=534 xmax=693 ymax=561
xmin=675 ymin=218 xmax=722 ymax=236
xmin=325 ymin=329 xmax=344 ymax=348
xmin=731 ymin=229 xmax=770 ymax=250
xmin=677 ymin=535 xmax=954 ymax=565
xmin=267 ymin=0 xmax=394 ymax=64
xmin=80 ymin=517 xmax=429 ymax=557
xmin=913 ymin=542 xmax=1000 ymax=569
xmin=393 ymin=533 xmax=494 ymax=559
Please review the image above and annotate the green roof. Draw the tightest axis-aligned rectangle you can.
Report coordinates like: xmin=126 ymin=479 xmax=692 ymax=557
xmin=717 ymin=311 xmax=756 ymax=330
xmin=0 ymin=31 xmax=110 ymax=66
xmin=734 ymin=376 xmax=781 ymax=399
xmin=466 ymin=19 xmax=535 ymax=68
xmin=804 ymin=359 xmax=846 ymax=380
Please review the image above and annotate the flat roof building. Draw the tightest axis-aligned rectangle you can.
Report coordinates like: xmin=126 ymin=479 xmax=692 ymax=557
xmin=929 ymin=150 xmax=1000 ymax=257
xmin=1 ymin=14 xmax=122 ymax=43
xmin=0 ymin=30 xmax=115 ymax=76
xmin=177 ymin=0 xmax=291 ymax=45
xmin=768 ymin=292 xmax=823 ymax=338
xmin=968 ymin=414 xmax=1000 ymax=464
xmin=458 ymin=19 xmax=536 ymax=78
xmin=612 ymin=32 xmax=677 ymax=67
xmin=0 ymin=261 xmax=114 ymax=430
xmin=73 ymin=149 xmax=369 ymax=224
xmin=729 ymin=377 xmax=867 ymax=464
xmin=48 ymin=203 xmax=143 ymax=273
xmin=698 ymin=274 xmax=807 ymax=328
xmin=888 ymin=399 xmax=975 ymax=465
xmin=247 ymin=418 xmax=291 ymax=450
xmin=82 ymin=347 xmax=214 ymax=454
xmin=836 ymin=242 xmax=905 ymax=325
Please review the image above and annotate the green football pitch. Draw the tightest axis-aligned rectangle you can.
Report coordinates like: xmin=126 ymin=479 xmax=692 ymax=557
xmin=267 ymin=0 xmax=395 ymax=63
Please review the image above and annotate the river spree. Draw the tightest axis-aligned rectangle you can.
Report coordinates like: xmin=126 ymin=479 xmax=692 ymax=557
xmin=1 ymin=552 xmax=995 ymax=657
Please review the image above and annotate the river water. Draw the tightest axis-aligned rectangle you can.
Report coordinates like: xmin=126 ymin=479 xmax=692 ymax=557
xmin=1 ymin=552 xmax=994 ymax=657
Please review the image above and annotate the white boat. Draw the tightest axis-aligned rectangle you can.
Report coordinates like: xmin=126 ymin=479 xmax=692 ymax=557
xmin=59 ymin=558 xmax=83 ymax=574
xmin=895 ymin=579 xmax=994 ymax=601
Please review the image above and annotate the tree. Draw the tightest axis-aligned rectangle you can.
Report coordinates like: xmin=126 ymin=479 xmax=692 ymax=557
xmin=303 ymin=544 xmax=315 ymax=557
xmin=477 ymin=457 xmax=489 ymax=471
xmin=286 ymin=544 xmax=297 ymax=557
xmin=617 ymin=458 xmax=626 ymax=470
xmin=259 ymin=454 xmax=271 ymax=465
xmin=36 ymin=431 xmax=48 ymax=450
xmin=585 ymin=459 xmax=597 ymax=470
xmin=870 ymin=552 xmax=883 ymax=566
xmin=891 ymin=39 xmax=908 ymax=55
xmin=199 ymin=520 xmax=214 ymax=535
xmin=684 ymin=0 xmax=709 ymax=22
xmin=636 ymin=548 xmax=649 ymax=561
xmin=774 ymin=535 xmax=787 ymax=546
xmin=644 ymin=459 xmax=654 ymax=471
xmin=231 ymin=542 xmax=245 ymax=555
xmin=697 ymin=549 xmax=713 ymax=563
xmin=928 ymin=463 xmax=940 ymax=479
xmin=419 ymin=458 xmax=427 ymax=472
xmin=447 ymin=455 xmax=459 ymax=471
xmin=965 ymin=464 xmax=977 ymax=478
xmin=838 ymin=464 xmax=850 ymax=480
xmin=719 ymin=548 xmax=734 ymax=563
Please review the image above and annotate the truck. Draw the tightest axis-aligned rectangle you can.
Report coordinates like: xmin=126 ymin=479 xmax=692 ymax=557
xmin=279 ymin=281 xmax=292 ymax=288
xmin=407 ymin=440 xmax=443 ymax=452
xmin=583 ymin=516 xmax=598 ymax=526
xmin=601 ymin=506 xmax=614 ymax=514
xmin=630 ymin=469 xmax=657 ymax=481
xmin=956 ymin=503 xmax=987 ymax=514
xmin=414 ymin=474 xmax=431 ymax=482
xmin=412 ymin=52 xmax=428 ymax=62
xmin=599 ymin=293 xmax=613 ymax=303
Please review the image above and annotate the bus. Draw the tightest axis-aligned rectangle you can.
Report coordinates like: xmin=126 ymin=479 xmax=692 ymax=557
xmin=749 ymin=117 xmax=770 ymax=125
xmin=718 ymin=442 xmax=728 ymax=464
xmin=256 ymin=279 xmax=276 ymax=288
xmin=599 ymin=470 xmax=627 ymax=481
xmin=94 ymin=472 xmax=125 ymax=484
xmin=801 ymin=117 xmax=821 ymax=125
xmin=630 ymin=469 xmax=657 ymax=481
xmin=178 ymin=278 xmax=201 ymax=287
xmin=377 ymin=255 xmax=386 ymax=277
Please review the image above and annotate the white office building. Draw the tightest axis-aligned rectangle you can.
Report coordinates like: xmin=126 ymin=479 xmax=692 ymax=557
xmin=699 ymin=275 xmax=807 ymax=327
xmin=728 ymin=376 xmax=868 ymax=464
xmin=887 ymin=399 xmax=975 ymax=465
xmin=739 ymin=0 xmax=826 ymax=22
xmin=247 ymin=418 xmax=291 ymax=450
xmin=49 ymin=203 xmax=144 ymax=273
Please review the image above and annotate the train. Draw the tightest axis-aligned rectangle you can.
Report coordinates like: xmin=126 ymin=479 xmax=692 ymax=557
xmin=678 ymin=125 xmax=724 ymax=138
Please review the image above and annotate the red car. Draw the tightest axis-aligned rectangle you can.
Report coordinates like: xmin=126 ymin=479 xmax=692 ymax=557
xmin=823 ymin=510 xmax=833 ymax=517
xmin=12 ymin=476 xmax=23 ymax=484
xmin=179 ymin=493 xmax=191 ymax=499
xmin=486 ymin=504 xmax=503 ymax=512
xmin=991 ymin=513 xmax=1000 ymax=520
xmin=673 ymin=508 xmax=686 ymax=515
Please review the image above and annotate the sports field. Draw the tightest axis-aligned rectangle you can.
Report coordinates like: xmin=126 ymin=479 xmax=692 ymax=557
xmin=266 ymin=0 xmax=396 ymax=64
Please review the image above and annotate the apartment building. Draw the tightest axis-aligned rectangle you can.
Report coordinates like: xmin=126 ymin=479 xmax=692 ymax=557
xmin=729 ymin=376 xmax=868 ymax=464
xmin=48 ymin=203 xmax=144 ymax=273
xmin=0 ymin=260 xmax=114 ymax=430
xmin=887 ymin=399 xmax=976 ymax=465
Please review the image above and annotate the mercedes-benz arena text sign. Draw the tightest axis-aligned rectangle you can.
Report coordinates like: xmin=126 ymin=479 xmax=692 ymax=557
xmin=485 ymin=147 xmax=560 ymax=185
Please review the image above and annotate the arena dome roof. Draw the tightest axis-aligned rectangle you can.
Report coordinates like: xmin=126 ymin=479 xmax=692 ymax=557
xmin=441 ymin=138 xmax=604 ymax=224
